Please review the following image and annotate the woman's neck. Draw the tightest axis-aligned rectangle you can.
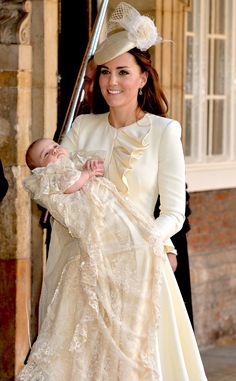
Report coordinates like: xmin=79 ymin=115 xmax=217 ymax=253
xmin=108 ymin=106 xmax=145 ymax=128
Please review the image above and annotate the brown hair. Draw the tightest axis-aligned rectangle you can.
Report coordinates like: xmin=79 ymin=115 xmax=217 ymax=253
xmin=92 ymin=48 xmax=168 ymax=117
xmin=25 ymin=138 xmax=44 ymax=170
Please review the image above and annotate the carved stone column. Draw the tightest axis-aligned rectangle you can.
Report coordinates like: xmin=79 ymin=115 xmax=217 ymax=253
xmin=0 ymin=0 xmax=58 ymax=377
xmin=0 ymin=1 xmax=32 ymax=378
xmin=0 ymin=0 xmax=31 ymax=44
xmin=0 ymin=0 xmax=58 ymax=381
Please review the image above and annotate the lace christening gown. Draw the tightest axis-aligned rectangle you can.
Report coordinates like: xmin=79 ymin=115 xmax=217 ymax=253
xmin=19 ymin=154 xmax=165 ymax=380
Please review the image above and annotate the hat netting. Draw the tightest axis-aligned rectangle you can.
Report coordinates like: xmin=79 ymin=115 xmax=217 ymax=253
xmin=107 ymin=2 xmax=162 ymax=51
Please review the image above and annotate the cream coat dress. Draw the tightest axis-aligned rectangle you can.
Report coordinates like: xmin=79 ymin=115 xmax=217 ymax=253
xmin=19 ymin=113 xmax=207 ymax=380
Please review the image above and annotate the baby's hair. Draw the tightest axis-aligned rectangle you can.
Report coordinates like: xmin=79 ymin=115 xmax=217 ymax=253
xmin=25 ymin=138 xmax=46 ymax=170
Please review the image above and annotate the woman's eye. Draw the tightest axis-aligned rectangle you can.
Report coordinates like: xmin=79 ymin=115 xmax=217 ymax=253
xmin=100 ymin=69 xmax=110 ymax=75
xmin=119 ymin=70 xmax=129 ymax=76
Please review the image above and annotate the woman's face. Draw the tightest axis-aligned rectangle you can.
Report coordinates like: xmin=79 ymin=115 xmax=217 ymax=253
xmin=99 ymin=52 xmax=147 ymax=110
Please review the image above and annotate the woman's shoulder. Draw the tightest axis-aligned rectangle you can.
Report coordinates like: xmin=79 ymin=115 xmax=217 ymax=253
xmin=73 ymin=112 xmax=108 ymax=129
xmin=149 ymin=113 xmax=181 ymax=127
xmin=62 ymin=113 xmax=109 ymax=149
xmin=148 ymin=114 xmax=182 ymax=137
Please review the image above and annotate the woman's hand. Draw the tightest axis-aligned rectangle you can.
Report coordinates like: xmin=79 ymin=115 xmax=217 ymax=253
xmin=167 ymin=252 xmax=178 ymax=272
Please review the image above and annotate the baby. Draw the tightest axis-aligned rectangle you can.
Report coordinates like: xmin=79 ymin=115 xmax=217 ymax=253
xmin=25 ymin=138 xmax=104 ymax=193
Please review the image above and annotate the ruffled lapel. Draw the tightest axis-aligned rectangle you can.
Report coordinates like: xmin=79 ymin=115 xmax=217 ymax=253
xmin=108 ymin=114 xmax=151 ymax=194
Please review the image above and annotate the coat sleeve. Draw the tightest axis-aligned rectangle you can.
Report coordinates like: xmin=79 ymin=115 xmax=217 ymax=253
xmin=154 ymin=120 xmax=186 ymax=243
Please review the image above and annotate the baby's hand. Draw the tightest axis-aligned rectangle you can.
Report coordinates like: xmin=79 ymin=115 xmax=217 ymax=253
xmin=84 ymin=159 xmax=104 ymax=177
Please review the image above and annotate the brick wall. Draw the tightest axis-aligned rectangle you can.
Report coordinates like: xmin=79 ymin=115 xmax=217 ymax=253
xmin=187 ymin=188 xmax=236 ymax=349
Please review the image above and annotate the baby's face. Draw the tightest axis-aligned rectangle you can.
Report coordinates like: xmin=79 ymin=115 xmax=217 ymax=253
xmin=33 ymin=139 xmax=69 ymax=167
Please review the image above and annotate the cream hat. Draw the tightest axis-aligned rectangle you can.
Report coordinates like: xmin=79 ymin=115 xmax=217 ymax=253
xmin=94 ymin=2 xmax=162 ymax=65
xmin=94 ymin=30 xmax=135 ymax=65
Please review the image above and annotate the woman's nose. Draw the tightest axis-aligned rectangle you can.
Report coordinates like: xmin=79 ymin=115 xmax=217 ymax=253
xmin=108 ymin=73 xmax=118 ymax=86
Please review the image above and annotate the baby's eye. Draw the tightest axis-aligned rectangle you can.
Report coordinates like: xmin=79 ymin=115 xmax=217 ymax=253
xmin=44 ymin=152 xmax=49 ymax=157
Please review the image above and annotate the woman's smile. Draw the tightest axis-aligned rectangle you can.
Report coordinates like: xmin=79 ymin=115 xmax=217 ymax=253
xmin=107 ymin=89 xmax=122 ymax=95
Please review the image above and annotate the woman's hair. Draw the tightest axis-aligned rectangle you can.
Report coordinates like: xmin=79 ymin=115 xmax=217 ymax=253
xmin=92 ymin=48 xmax=168 ymax=117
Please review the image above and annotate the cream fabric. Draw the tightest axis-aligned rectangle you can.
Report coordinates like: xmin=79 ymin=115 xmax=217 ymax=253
xmin=20 ymin=154 xmax=166 ymax=380
xmin=19 ymin=113 xmax=207 ymax=380
xmin=61 ymin=113 xmax=186 ymax=243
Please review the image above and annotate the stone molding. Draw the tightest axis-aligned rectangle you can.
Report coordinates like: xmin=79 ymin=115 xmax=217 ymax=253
xmin=0 ymin=0 xmax=31 ymax=45
xmin=178 ymin=0 xmax=192 ymax=10
xmin=178 ymin=0 xmax=190 ymax=4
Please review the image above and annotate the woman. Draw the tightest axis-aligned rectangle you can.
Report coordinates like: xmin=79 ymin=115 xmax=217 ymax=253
xmin=20 ymin=3 xmax=207 ymax=380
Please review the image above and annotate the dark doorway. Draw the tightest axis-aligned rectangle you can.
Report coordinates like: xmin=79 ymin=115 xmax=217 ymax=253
xmin=56 ymin=0 xmax=97 ymax=140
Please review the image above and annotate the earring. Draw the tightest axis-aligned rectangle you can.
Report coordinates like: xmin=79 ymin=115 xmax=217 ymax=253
xmin=139 ymin=88 xmax=143 ymax=96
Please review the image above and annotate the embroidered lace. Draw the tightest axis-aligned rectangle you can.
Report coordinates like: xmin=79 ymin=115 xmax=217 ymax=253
xmin=19 ymin=155 xmax=165 ymax=380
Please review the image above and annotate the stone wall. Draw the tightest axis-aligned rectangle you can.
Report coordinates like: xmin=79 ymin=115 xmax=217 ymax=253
xmin=188 ymin=188 xmax=236 ymax=349
xmin=0 ymin=1 xmax=32 ymax=376
xmin=0 ymin=0 xmax=58 ymax=378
